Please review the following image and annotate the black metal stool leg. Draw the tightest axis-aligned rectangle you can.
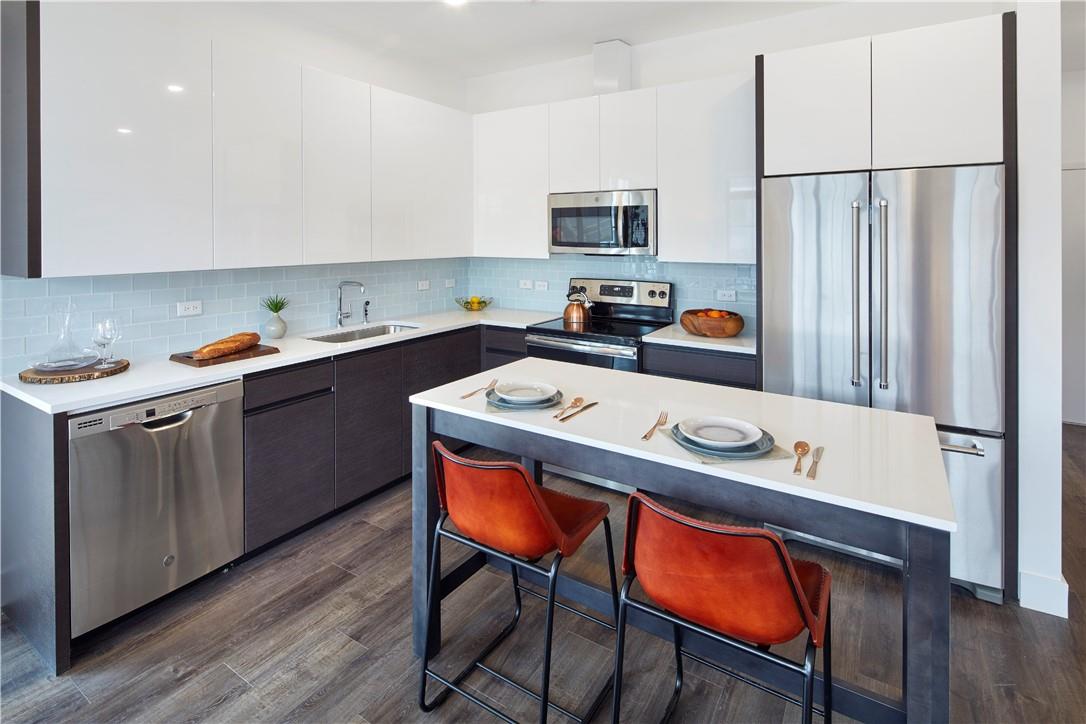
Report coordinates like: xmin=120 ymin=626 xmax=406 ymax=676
xmin=801 ymin=637 xmax=816 ymax=724
xmin=418 ymin=520 xmax=445 ymax=712
xmin=611 ymin=577 xmax=633 ymax=724
xmin=823 ymin=600 xmax=833 ymax=723
xmin=660 ymin=623 xmax=684 ymax=724
xmin=539 ymin=554 xmax=564 ymax=724
xmin=603 ymin=518 xmax=620 ymax=622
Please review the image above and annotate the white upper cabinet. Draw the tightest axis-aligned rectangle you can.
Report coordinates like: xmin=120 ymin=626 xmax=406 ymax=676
xmin=549 ymin=97 xmax=600 ymax=192
xmin=371 ymin=87 xmax=473 ymax=261
xmin=302 ymin=67 xmax=372 ymax=264
xmin=213 ymin=41 xmax=302 ymax=269
xmin=473 ymin=105 xmax=550 ymax=259
xmin=38 ymin=4 xmax=213 ymax=276
xmin=871 ymin=14 xmax=1004 ymax=169
xmin=599 ymin=88 xmax=657 ymax=189
xmin=657 ymin=74 xmax=756 ymax=264
xmin=763 ymin=37 xmax=872 ymax=176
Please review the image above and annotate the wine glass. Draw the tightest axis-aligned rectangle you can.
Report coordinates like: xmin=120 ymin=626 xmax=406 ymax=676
xmin=92 ymin=319 xmax=122 ymax=369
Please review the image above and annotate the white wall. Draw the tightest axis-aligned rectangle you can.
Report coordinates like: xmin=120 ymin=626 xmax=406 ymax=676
xmin=1063 ymin=66 xmax=1085 ymax=425
xmin=466 ymin=2 xmax=1011 ymax=111
xmin=1017 ymin=1 xmax=1068 ymax=617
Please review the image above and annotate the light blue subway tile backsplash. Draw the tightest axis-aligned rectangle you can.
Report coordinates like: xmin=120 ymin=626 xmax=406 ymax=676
xmin=0 ymin=255 xmax=754 ymax=376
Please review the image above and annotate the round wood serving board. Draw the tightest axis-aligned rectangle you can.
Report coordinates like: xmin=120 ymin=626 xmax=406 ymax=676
xmin=19 ymin=359 xmax=130 ymax=384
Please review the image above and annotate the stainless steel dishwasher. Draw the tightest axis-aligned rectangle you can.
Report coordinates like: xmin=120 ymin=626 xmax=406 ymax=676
xmin=68 ymin=381 xmax=244 ymax=637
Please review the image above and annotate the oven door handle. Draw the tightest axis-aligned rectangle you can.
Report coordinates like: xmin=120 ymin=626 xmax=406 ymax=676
xmin=525 ymin=334 xmax=638 ymax=360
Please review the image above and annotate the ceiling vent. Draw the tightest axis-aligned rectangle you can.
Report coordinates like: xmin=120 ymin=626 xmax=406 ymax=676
xmin=592 ymin=39 xmax=632 ymax=94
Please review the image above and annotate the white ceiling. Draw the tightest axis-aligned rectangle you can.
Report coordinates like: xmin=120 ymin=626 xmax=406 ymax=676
xmin=261 ymin=1 xmax=822 ymax=79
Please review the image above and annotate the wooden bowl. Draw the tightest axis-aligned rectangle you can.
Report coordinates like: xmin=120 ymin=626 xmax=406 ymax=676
xmin=679 ymin=309 xmax=745 ymax=338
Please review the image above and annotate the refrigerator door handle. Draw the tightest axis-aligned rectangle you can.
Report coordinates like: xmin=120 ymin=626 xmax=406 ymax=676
xmin=851 ymin=200 xmax=863 ymax=387
xmin=878 ymin=198 xmax=889 ymax=390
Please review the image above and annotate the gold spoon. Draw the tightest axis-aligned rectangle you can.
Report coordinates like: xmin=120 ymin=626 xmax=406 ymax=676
xmin=792 ymin=440 xmax=811 ymax=475
xmin=553 ymin=396 xmax=585 ymax=419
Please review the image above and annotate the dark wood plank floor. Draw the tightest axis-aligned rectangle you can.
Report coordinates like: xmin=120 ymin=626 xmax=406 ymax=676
xmin=3 ymin=425 xmax=1084 ymax=723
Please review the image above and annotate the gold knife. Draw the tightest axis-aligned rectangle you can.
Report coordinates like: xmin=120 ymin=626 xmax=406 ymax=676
xmin=558 ymin=401 xmax=598 ymax=423
xmin=806 ymin=446 xmax=825 ymax=480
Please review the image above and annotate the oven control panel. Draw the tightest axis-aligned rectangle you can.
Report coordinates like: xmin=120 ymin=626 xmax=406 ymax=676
xmin=568 ymin=278 xmax=672 ymax=307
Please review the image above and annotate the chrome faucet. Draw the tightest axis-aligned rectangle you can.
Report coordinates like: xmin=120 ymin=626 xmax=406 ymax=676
xmin=337 ymin=281 xmax=365 ymax=327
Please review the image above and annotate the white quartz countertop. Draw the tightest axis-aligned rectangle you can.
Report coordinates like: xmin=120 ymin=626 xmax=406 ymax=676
xmin=410 ymin=357 xmax=955 ymax=532
xmin=0 ymin=309 xmax=557 ymax=415
xmin=643 ymin=324 xmax=757 ymax=355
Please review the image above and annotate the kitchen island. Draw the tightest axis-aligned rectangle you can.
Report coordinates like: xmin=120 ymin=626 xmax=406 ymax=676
xmin=409 ymin=357 xmax=956 ymax=723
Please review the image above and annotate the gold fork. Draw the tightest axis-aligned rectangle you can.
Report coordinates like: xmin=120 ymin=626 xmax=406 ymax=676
xmin=460 ymin=378 xmax=497 ymax=399
xmin=642 ymin=410 xmax=668 ymax=441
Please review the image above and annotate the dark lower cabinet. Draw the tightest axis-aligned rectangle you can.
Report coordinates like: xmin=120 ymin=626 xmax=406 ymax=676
xmin=641 ymin=343 xmax=758 ymax=389
xmin=335 ymin=346 xmax=405 ymax=506
xmin=482 ymin=327 xmax=528 ymax=370
xmin=402 ymin=328 xmax=481 ymax=474
xmin=243 ymin=391 xmax=335 ymax=552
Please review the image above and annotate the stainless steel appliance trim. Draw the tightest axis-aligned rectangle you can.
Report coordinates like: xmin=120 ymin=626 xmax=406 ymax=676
xmin=851 ymin=200 xmax=863 ymax=387
xmin=547 ymin=189 xmax=655 ymax=209
xmin=525 ymin=334 xmax=638 ymax=359
xmin=940 ymin=441 xmax=986 ymax=457
xmin=68 ymin=380 xmax=243 ymax=439
xmin=567 ymin=277 xmax=672 ymax=307
xmin=548 ymin=189 xmax=657 ymax=256
xmin=878 ymin=198 xmax=889 ymax=390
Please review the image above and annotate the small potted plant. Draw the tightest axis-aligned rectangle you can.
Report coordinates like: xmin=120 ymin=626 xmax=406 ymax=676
xmin=260 ymin=294 xmax=290 ymax=339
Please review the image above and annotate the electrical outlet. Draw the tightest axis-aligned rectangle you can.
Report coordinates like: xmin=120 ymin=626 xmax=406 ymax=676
xmin=519 ymin=279 xmax=532 ymax=290
xmin=534 ymin=280 xmax=549 ymax=291
xmin=715 ymin=289 xmax=737 ymax=302
xmin=176 ymin=300 xmax=202 ymax=317
xmin=445 ymin=279 xmax=455 ymax=288
xmin=417 ymin=280 xmax=430 ymax=291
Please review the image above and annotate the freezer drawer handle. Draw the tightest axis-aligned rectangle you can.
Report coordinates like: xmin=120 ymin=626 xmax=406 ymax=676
xmin=878 ymin=198 xmax=889 ymax=390
xmin=940 ymin=441 xmax=985 ymax=457
xmin=850 ymin=200 xmax=862 ymax=387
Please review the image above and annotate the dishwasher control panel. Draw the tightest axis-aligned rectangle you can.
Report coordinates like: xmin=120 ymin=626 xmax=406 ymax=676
xmin=69 ymin=383 xmax=241 ymax=439
xmin=108 ymin=390 xmax=214 ymax=429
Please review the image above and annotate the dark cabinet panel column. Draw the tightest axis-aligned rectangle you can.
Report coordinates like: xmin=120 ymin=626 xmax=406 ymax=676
xmin=334 ymin=345 xmax=404 ymax=506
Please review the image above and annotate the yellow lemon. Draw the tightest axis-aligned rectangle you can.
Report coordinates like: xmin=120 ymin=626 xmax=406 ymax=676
xmin=470 ymin=296 xmax=480 ymax=304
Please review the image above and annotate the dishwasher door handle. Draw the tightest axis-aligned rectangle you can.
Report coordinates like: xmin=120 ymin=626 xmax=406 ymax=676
xmin=139 ymin=409 xmax=196 ymax=432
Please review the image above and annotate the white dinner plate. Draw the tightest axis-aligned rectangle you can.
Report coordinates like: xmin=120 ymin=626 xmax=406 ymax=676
xmin=493 ymin=381 xmax=559 ymax=404
xmin=677 ymin=416 xmax=763 ymax=449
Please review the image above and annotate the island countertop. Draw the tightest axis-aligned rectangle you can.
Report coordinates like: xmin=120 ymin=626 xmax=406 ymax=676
xmin=409 ymin=357 xmax=955 ymax=532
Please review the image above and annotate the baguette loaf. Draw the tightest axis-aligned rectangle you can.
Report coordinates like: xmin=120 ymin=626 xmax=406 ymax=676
xmin=192 ymin=332 xmax=261 ymax=360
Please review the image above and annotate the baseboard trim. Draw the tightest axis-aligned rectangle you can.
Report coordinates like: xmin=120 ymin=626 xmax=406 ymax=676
xmin=1018 ymin=570 xmax=1070 ymax=617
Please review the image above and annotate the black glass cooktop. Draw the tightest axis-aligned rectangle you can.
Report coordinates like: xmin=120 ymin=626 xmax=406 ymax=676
xmin=527 ymin=316 xmax=668 ymax=346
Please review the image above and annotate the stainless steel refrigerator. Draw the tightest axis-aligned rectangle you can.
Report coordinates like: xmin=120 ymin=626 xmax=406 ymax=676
xmin=762 ymin=165 xmax=1006 ymax=601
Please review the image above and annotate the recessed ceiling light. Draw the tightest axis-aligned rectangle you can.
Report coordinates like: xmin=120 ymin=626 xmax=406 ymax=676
xmin=444 ymin=0 xmax=467 ymax=7
xmin=116 ymin=128 xmax=133 ymax=134
xmin=167 ymin=84 xmax=184 ymax=93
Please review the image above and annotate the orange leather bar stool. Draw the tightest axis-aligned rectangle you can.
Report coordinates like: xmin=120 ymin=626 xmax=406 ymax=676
xmin=419 ymin=442 xmax=620 ymax=724
xmin=612 ymin=493 xmax=832 ymax=724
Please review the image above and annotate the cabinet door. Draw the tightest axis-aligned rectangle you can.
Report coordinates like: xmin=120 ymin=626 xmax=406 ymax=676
xmin=302 ymin=67 xmax=372 ymax=264
xmin=763 ymin=37 xmax=871 ymax=176
xmin=213 ymin=41 xmax=302 ymax=269
xmin=641 ymin=345 xmax=757 ymax=389
xmin=39 ymin=3 xmax=213 ymax=276
xmin=657 ymin=74 xmax=756 ymax=264
xmin=473 ymin=105 xmax=550 ymax=258
xmin=244 ymin=393 xmax=335 ymax=551
xmin=599 ymin=88 xmax=657 ymax=190
xmin=872 ymin=14 xmax=1003 ymax=169
xmin=371 ymin=87 xmax=473 ymax=261
xmin=335 ymin=346 xmax=403 ymax=506
xmin=549 ymin=97 xmax=600 ymax=192
xmin=402 ymin=329 xmax=482 ymax=475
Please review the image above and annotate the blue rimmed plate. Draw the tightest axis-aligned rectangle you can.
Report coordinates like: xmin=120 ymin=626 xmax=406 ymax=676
xmin=669 ymin=425 xmax=775 ymax=460
xmin=485 ymin=387 xmax=563 ymax=410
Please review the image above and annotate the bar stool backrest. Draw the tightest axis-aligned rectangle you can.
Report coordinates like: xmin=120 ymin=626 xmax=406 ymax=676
xmin=623 ymin=493 xmax=818 ymax=647
xmin=432 ymin=442 xmax=562 ymax=559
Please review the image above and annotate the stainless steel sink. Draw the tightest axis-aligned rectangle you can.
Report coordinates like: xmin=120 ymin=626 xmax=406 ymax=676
xmin=307 ymin=324 xmax=419 ymax=343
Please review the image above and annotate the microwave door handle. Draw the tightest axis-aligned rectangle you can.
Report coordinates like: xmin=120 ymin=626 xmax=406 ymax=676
xmin=616 ymin=202 xmax=625 ymax=250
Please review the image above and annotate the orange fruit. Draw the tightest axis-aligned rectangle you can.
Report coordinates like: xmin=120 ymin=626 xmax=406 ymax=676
xmin=697 ymin=311 xmax=707 ymax=317
xmin=707 ymin=310 xmax=722 ymax=318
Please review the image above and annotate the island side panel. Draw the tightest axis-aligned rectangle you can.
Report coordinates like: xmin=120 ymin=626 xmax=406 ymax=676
xmin=411 ymin=403 xmax=440 ymax=657
xmin=903 ymin=524 xmax=951 ymax=723
xmin=1 ymin=392 xmax=70 ymax=673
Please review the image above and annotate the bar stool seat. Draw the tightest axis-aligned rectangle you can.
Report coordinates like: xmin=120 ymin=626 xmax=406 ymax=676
xmin=612 ymin=493 xmax=833 ymax=724
xmin=419 ymin=442 xmax=620 ymax=724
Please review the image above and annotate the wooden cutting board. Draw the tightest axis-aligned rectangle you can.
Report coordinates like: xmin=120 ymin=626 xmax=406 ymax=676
xmin=169 ymin=344 xmax=280 ymax=367
xmin=19 ymin=359 xmax=130 ymax=384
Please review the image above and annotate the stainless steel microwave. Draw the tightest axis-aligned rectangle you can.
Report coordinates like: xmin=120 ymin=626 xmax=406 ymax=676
xmin=548 ymin=189 xmax=657 ymax=256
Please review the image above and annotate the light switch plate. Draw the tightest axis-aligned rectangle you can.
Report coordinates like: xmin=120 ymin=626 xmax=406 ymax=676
xmin=445 ymin=279 xmax=455 ymax=288
xmin=716 ymin=289 xmax=737 ymax=302
xmin=518 ymin=279 xmax=533 ymax=290
xmin=176 ymin=300 xmax=202 ymax=317
xmin=534 ymin=281 xmax=549 ymax=291
xmin=417 ymin=280 xmax=430 ymax=291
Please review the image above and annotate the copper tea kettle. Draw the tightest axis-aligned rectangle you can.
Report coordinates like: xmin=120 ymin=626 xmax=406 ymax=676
xmin=563 ymin=291 xmax=593 ymax=326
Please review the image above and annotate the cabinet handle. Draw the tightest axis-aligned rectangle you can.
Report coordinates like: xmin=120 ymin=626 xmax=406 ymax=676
xmin=851 ymin=200 xmax=862 ymax=387
xmin=940 ymin=441 xmax=985 ymax=457
xmin=878 ymin=199 xmax=889 ymax=390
